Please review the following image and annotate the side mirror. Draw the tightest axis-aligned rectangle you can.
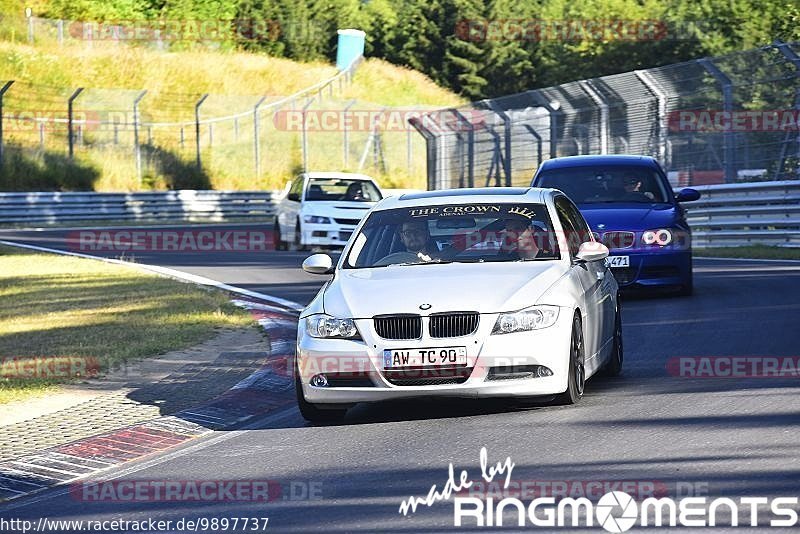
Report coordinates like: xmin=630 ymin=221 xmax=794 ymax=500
xmin=302 ymin=253 xmax=334 ymax=275
xmin=575 ymin=242 xmax=609 ymax=263
xmin=675 ymin=188 xmax=701 ymax=202
xmin=287 ymin=192 xmax=301 ymax=202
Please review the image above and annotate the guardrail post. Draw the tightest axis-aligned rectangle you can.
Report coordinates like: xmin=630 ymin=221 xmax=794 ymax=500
xmin=26 ymin=10 xmax=34 ymax=43
xmin=450 ymin=109 xmax=475 ymax=187
xmin=133 ymin=90 xmax=147 ymax=186
xmin=357 ymin=108 xmax=385 ymax=172
xmin=302 ymin=96 xmax=314 ymax=172
xmin=772 ymin=41 xmax=800 ymax=179
xmin=0 ymin=81 xmax=14 ymax=169
xmin=486 ymin=102 xmax=512 ymax=185
xmin=194 ymin=94 xmax=208 ymax=169
xmin=343 ymin=100 xmax=356 ymax=167
xmin=409 ymin=116 xmax=438 ymax=190
xmin=635 ymin=70 xmax=668 ymax=164
xmin=253 ymin=96 xmax=266 ymax=177
xmin=579 ymin=80 xmax=609 ymax=154
xmin=698 ymin=58 xmax=736 ymax=183
xmin=68 ymin=88 xmax=84 ymax=159
xmin=524 ymin=125 xmax=543 ymax=170
xmin=527 ymin=91 xmax=561 ymax=159
xmin=407 ymin=128 xmax=413 ymax=175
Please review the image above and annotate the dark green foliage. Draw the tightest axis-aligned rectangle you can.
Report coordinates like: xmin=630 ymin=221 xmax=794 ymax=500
xmin=29 ymin=0 xmax=800 ymax=100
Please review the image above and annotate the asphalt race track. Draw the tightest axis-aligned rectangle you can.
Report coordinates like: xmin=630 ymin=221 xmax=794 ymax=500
xmin=1 ymin=224 xmax=799 ymax=532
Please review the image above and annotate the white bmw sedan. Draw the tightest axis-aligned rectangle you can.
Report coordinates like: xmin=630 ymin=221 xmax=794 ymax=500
xmin=295 ymin=187 xmax=622 ymax=422
xmin=274 ymin=172 xmax=382 ymax=250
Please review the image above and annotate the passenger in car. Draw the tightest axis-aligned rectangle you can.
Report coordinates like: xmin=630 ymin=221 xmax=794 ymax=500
xmin=499 ymin=219 xmax=550 ymax=260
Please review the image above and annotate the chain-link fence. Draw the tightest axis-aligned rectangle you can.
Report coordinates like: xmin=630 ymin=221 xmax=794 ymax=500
xmin=413 ymin=41 xmax=800 ymax=190
xmin=0 ymin=57 xmax=430 ymax=191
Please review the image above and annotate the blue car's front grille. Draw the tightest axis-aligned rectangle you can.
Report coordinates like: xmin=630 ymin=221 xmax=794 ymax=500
xmin=601 ymin=231 xmax=636 ymax=249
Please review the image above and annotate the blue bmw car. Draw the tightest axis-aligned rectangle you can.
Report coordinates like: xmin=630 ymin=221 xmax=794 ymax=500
xmin=531 ymin=155 xmax=701 ymax=295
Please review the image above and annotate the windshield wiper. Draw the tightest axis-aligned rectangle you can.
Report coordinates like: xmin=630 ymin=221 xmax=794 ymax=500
xmin=395 ymin=259 xmax=455 ymax=266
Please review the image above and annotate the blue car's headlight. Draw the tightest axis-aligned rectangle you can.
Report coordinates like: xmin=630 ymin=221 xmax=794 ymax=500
xmin=305 ymin=315 xmax=360 ymax=339
xmin=492 ymin=305 xmax=559 ymax=335
xmin=642 ymin=228 xmax=673 ymax=246
xmin=303 ymin=215 xmax=331 ymax=224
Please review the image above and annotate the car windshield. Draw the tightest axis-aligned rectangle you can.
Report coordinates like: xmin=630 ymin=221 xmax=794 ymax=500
xmin=536 ymin=166 xmax=671 ymax=204
xmin=344 ymin=202 xmax=561 ymax=268
xmin=305 ymin=178 xmax=382 ymax=202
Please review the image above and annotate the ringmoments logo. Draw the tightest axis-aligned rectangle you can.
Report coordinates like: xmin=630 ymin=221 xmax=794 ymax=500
xmin=398 ymin=447 xmax=800 ymax=531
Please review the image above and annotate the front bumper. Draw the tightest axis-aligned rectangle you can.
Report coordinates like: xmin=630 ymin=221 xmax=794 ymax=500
xmin=606 ymin=249 xmax=692 ymax=289
xmin=296 ymin=310 xmax=573 ymax=405
xmin=301 ymin=222 xmax=357 ymax=247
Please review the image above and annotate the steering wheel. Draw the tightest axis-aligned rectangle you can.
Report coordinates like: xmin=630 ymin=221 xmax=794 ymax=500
xmin=374 ymin=251 xmax=425 ymax=266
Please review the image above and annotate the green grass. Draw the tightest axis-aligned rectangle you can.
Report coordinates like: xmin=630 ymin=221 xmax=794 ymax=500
xmin=694 ymin=245 xmax=800 ymax=260
xmin=0 ymin=244 xmax=253 ymax=403
xmin=0 ymin=28 xmax=462 ymax=192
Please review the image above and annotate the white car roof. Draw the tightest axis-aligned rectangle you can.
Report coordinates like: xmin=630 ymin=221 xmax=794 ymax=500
xmin=304 ymin=171 xmax=377 ymax=182
xmin=372 ymin=187 xmax=558 ymax=211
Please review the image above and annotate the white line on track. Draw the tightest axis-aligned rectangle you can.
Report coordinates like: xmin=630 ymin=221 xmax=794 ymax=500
xmin=696 ymin=256 xmax=800 ymax=264
xmin=0 ymin=222 xmax=271 ymax=232
xmin=0 ymin=239 xmax=304 ymax=311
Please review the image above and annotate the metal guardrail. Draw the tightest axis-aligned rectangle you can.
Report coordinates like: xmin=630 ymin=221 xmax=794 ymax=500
xmin=0 ymin=190 xmax=278 ymax=224
xmin=687 ymin=181 xmax=800 ymax=247
xmin=1 ymin=185 xmax=796 ymax=247
xmin=0 ymin=188 xmax=418 ymax=225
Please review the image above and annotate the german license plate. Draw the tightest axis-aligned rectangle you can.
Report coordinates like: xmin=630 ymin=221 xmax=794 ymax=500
xmin=383 ymin=347 xmax=467 ymax=368
xmin=605 ymin=256 xmax=630 ymax=268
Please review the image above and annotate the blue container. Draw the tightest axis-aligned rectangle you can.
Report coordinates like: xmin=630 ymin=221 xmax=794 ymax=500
xmin=336 ymin=29 xmax=366 ymax=70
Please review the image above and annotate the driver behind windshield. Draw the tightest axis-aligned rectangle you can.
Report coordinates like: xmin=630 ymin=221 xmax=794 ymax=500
xmin=399 ymin=221 xmax=439 ymax=257
xmin=620 ymin=173 xmax=655 ymax=201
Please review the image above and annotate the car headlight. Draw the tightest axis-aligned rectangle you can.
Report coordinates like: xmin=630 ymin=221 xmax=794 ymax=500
xmin=303 ymin=215 xmax=331 ymax=224
xmin=305 ymin=315 xmax=361 ymax=339
xmin=492 ymin=305 xmax=560 ymax=335
xmin=642 ymin=228 xmax=672 ymax=246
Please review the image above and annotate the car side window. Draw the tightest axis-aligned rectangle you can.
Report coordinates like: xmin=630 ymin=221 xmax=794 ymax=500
xmin=288 ymin=177 xmax=303 ymax=201
xmin=555 ymin=197 xmax=580 ymax=257
xmin=563 ymin=197 xmax=592 ymax=242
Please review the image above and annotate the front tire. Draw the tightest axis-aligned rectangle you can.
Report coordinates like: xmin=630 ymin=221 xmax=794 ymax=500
xmin=553 ymin=313 xmax=585 ymax=405
xmin=274 ymin=221 xmax=287 ymax=251
xmin=603 ymin=302 xmax=623 ymax=377
xmin=294 ymin=220 xmax=307 ymax=252
xmin=295 ymin=369 xmax=347 ymax=423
